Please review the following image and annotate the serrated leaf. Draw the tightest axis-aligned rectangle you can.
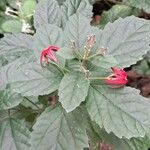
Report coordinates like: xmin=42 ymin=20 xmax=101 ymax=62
xmin=86 ymin=85 xmax=150 ymax=138
xmin=34 ymin=0 xmax=92 ymax=28
xmin=64 ymin=13 xmax=97 ymax=55
xmin=99 ymin=4 xmax=138 ymax=29
xmin=0 ymin=112 xmax=30 ymax=150
xmin=34 ymin=0 xmax=61 ymax=28
xmin=31 ymin=104 xmax=89 ymax=150
xmin=58 ymin=72 xmax=90 ymax=112
xmin=11 ymin=62 xmax=63 ymax=96
xmin=123 ymin=0 xmax=150 ymax=13
xmin=90 ymin=55 xmax=118 ymax=69
xmin=33 ymin=24 xmax=63 ymax=62
xmin=97 ymin=16 xmax=150 ymax=68
xmin=0 ymin=86 xmax=23 ymax=110
xmin=0 ymin=58 xmax=28 ymax=90
xmin=0 ymin=33 xmax=33 ymax=57
xmin=61 ymin=0 xmax=92 ymax=28
xmin=56 ymin=47 xmax=75 ymax=59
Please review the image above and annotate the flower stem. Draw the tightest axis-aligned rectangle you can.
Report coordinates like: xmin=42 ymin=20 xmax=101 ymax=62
xmin=89 ymin=77 xmax=107 ymax=80
xmin=24 ymin=97 xmax=41 ymax=110
xmin=87 ymin=53 xmax=100 ymax=60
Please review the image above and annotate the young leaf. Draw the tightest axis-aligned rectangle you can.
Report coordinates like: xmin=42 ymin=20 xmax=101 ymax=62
xmin=65 ymin=59 xmax=81 ymax=72
xmin=0 ymin=86 xmax=23 ymax=110
xmin=58 ymin=72 xmax=90 ymax=112
xmin=11 ymin=62 xmax=63 ymax=96
xmin=97 ymin=16 xmax=150 ymax=68
xmin=0 ymin=111 xmax=30 ymax=150
xmin=86 ymin=85 xmax=150 ymax=138
xmin=31 ymin=104 xmax=89 ymax=150
xmin=90 ymin=55 xmax=118 ymax=69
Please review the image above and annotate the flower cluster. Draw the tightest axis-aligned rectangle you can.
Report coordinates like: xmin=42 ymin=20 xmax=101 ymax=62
xmin=40 ymin=45 xmax=127 ymax=88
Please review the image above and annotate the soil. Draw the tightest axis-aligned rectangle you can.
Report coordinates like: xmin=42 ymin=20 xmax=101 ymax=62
xmin=127 ymin=71 xmax=150 ymax=97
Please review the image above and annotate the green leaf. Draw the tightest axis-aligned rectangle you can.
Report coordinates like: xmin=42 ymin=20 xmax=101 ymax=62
xmin=55 ymin=0 xmax=66 ymax=5
xmin=0 ymin=0 xmax=6 ymax=11
xmin=132 ymin=58 xmax=150 ymax=75
xmin=102 ymin=132 xmax=150 ymax=150
xmin=99 ymin=4 xmax=139 ymax=29
xmin=98 ymin=16 xmax=150 ymax=68
xmin=58 ymin=72 xmax=90 ymax=112
xmin=64 ymin=13 xmax=97 ymax=55
xmin=31 ymin=104 xmax=89 ymax=150
xmin=0 ymin=58 xmax=28 ymax=90
xmin=0 ymin=19 xmax=22 ymax=33
xmin=11 ymin=62 xmax=63 ymax=96
xmin=19 ymin=0 xmax=36 ymax=18
xmin=33 ymin=24 xmax=63 ymax=62
xmin=90 ymin=55 xmax=118 ymax=69
xmin=0 ymin=111 xmax=30 ymax=150
xmin=0 ymin=33 xmax=33 ymax=57
xmin=56 ymin=47 xmax=75 ymax=59
xmin=61 ymin=0 xmax=92 ymax=28
xmin=86 ymin=85 xmax=150 ymax=138
xmin=90 ymin=122 xmax=150 ymax=150
xmin=34 ymin=0 xmax=92 ymax=28
xmin=34 ymin=0 xmax=61 ymax=28
xmin=0 ymin=86 xmax=23 ymax=110
xmin=86 ymin=61 xmax=110 ymax=77
xmin=6 ymin=0 xmax=20 ymax=9
xmin=65 ymin=59 xmax=81 ymax=72
xmin=124 ymin=0 xmax=150 ymax=13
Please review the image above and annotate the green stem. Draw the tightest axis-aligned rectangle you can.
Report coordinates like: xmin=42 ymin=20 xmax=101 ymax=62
xmin=89 ymin=77 xmax=107 ymax=80
xmin=24 ymin=97 xmax=41 ymax=110
xmin=87 ymin=53 xmax=100 ymax=60
xmin=61 ymin=67 xmax=70 ymax=73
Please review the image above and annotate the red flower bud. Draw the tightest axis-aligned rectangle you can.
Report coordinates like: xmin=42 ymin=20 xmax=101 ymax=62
xmin=105 ymin=67 xmax=127 ymax=88
xmin=40 ymin=45 xmax=60 ymax=65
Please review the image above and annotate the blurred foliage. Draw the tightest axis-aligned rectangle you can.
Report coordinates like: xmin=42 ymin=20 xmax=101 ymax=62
xmin=0 ymin=0 xmax=37 ymax=34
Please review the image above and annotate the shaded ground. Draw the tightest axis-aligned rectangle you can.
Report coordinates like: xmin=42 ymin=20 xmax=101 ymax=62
xmin=127 ymin=71 xmax=150 ymax=97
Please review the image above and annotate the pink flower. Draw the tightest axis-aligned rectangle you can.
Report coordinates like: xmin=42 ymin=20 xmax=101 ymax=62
xmin=40 ymin=45 xmax=60 ymax=65
xmin=105 ymin=67 xmax=127 ymax=88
